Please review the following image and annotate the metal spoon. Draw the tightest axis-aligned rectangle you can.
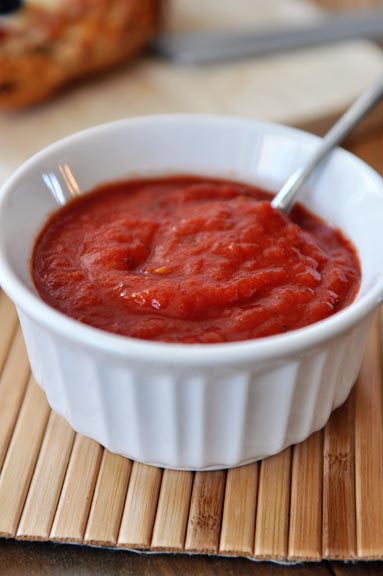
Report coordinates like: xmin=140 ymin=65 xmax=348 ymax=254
xmin=271 ymin=75 xmax=383 ymax=213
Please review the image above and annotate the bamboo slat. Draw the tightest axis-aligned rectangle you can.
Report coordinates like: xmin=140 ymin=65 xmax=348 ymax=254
xmin=0 ymin=327 xmax=31 ymax=471
xmin=151 ymin=469 xmax=194 ymax=550
xmin=322 ymin=391 xmax=356 ymax=559
xmin=288 ymin=431 xmax=323 ymax=561
xmin=17 ymin=412 xmax=75 ymax=540
xmin=50 ymin=435 xmax=103 ymax=542
xmin=219 ymin=463 xmax=258 ymax=556
xmin=254 ymin=449 xmax=291 ymax=559
xmin=185 ymin=471 xmax=226 ymax=553
xmin=118 ymin=462 xmax=162 ymax=549
xmin=84 ymin=451 xmax=132 ymax=546
xmin=0 ymin=292 xmax=18 ymax=374
xmin=0 ymin=377 xmax=50 ymax=537
xmin=355 ymin=316 xmax=383 ymax=559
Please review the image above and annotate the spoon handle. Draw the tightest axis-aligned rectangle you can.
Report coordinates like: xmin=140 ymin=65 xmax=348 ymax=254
xmin=271 ymin=74 xmax=383 ymax=213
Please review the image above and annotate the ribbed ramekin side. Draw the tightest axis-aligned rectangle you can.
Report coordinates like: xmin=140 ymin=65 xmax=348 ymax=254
xmin=16 ymin=308 xmax=376 ymax=470
xmin=282 ymin=313 xmax=373 ymax=447
xmin=330 ymin=314 xmax=373 ymax=410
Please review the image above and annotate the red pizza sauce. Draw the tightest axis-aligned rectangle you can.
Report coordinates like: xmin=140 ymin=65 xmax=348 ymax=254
xmin=32 ymin=175 xmax=361 ymax=343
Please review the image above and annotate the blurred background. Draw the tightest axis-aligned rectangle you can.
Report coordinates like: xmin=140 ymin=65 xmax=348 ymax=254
xmin=0 ymin=0 xmax=382 ymax=182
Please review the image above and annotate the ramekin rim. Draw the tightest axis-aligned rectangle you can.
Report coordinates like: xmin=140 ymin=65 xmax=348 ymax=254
xmin=1 ymin=114 xmax=383 ymax=365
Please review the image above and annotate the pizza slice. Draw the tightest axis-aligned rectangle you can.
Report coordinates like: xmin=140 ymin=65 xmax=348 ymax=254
xmin=0 ymin=0 xmax=162 ymax=107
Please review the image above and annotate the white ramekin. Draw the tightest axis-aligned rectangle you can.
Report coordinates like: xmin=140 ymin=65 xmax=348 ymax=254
xmin=0 ymin=116 xmax=382 ymax=470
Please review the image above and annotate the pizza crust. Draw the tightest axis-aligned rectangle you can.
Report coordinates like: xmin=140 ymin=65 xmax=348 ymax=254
xmin=0 ymin=0 xmax=162 ymax=107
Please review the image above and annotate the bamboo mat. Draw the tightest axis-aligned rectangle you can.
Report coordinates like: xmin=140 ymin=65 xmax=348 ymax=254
xmin=1 ymin=292 xmax=383 ymax=562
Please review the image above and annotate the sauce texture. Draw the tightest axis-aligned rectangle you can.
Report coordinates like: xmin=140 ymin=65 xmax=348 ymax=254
xmin=32 ymin=176 xmax=361 ymax=343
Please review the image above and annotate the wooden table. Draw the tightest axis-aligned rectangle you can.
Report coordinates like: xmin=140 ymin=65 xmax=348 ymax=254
xmin=1 ymin=539 xmax=383 ymax=575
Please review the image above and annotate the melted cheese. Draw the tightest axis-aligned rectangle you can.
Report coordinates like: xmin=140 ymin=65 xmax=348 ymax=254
xmin=30 ymin=0 xmax=63 ymax=7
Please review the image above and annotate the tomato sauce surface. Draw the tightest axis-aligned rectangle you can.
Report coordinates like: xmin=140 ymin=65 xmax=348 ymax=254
xmin=32 ymin=176 xmax=361 ymax=343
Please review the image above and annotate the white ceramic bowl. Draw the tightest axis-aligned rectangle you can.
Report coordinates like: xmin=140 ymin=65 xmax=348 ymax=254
xmin=0 ymin=116 xmax=382 ymax=470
